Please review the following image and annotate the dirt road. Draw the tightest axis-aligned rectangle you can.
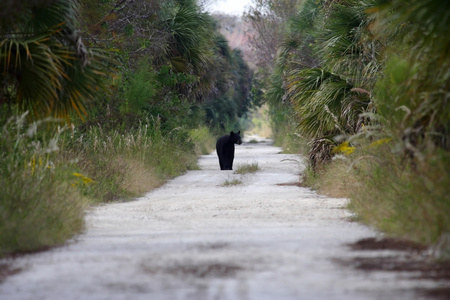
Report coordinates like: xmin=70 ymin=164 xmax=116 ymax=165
xmin=0 ymin=136 xmax=447 ymax=299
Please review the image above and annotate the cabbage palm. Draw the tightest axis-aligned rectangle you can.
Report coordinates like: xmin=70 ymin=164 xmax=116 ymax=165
xmin=158 ymin=0 xmax=216 ymax=100
xmin=0 ymin=0 xmax=110 ymax=120
xmin=275 ymin=0 xmax=321 ymax=73
xmin=317 ymin=0 xmax=381 ymax=89
xmin=159 ymin=0 xmax=213 ymax=75
xmin=287 ymin=68 xmax=357 ymax=138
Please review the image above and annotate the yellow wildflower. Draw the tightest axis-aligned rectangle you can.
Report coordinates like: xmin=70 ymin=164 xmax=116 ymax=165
xmin=72 ymin=172 xmax=94 ymax=186
xmin=31 ymin=154 xmax=36 ymax=175
xmin=82 ymin=176 xmax=94 ymax=184
xmin=370 ymin=138 xmax=392 ymax=148
xmin=332 ymin=141 xmax=356 ymax=155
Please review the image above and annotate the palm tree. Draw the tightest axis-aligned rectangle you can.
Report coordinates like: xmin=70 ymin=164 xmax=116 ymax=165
xmin=0 ymin=0 xmax=110 ymax=120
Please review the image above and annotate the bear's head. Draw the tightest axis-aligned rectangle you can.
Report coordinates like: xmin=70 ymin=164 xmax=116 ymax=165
xmin=230 ymin=131 xmax=242 ymax=145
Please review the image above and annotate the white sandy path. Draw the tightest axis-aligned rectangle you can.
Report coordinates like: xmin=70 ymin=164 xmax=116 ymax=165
xmin=0 ymin=136 xmax=442 ymax=300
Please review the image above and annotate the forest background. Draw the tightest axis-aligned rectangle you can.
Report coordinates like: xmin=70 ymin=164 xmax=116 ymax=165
xmin=1 ymin=0 xmax=449 ymax=258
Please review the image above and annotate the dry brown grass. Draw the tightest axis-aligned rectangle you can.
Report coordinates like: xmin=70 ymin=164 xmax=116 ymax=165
xmin=304 ymin=157 xmax=360 ymax=198
xmin=120 ymin=157 xmax=163 ymax=195
xmin=306 ymin=147 xmax=450 ymax=249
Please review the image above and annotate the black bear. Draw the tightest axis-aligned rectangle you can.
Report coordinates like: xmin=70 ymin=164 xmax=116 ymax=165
xmin=216 ymin=131 xmax=242 ymax=170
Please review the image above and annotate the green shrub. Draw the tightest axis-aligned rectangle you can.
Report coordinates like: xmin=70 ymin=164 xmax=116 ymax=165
xmin=121 ymin=59 xmax=157 ymax=114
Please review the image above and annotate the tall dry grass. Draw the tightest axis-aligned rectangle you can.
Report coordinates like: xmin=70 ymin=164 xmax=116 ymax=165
xmin=61 ymin=118 xmax=201 ymax=202
xmin=348 ymin=147 xmax=450 ymax=246
xmin=303 ymin=156 xmax=360 ymax=199
xmin=305 ymin=141 xmax=450 ymax=248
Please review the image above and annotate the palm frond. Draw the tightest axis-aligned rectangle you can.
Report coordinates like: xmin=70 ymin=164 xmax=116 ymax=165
xmin=286 ymin=66 xmax=372 ymax=138
xmin=1 ymin=7 xmax=112 ymax=120
xmin=308 ymin=136 xmax=336 ymax=171
xmin=317 ymin=0 xmax=380 ymax=80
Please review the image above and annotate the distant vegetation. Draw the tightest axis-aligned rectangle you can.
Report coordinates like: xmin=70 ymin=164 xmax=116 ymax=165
xmin=247 ymin=0 xmax=450 ymax=249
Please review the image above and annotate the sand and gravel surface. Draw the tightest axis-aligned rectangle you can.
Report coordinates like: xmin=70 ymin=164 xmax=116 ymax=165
xmin=0 ymin=135 xmax=448 ymax=300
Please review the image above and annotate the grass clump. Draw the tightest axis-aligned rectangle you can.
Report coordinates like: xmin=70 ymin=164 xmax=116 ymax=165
xmin=221 ymin=179 xmax=243 ymax=186
xmin=234 ymin=163 xmax=260 ymax=174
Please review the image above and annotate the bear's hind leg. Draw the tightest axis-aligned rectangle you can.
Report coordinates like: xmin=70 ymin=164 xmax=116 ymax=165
xmin=224 ymin=158 xmax=232 ymax=170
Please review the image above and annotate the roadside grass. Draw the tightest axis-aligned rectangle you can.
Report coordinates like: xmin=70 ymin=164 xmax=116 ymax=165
xmin=234 ymin=163 xmax=259 ymax=174
xmin=347 ymin=148 xmax=450 ymax=246
xmin=0 ymin=114 xmax=85 ymax=256
xmin=0 ymin=114 xmax=216 ymax=256
xmin=305 ymin=143 xmax=450 ymax=248
xmin=272 ymin=121 xmax=309 ymax=155
xmin=61 ymin=120 xmax=200 ymax=203
xmin=0 ymin=171 xmax=86 ymax=256
xmin=303 ymin=156 xmax=359 ymax=199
